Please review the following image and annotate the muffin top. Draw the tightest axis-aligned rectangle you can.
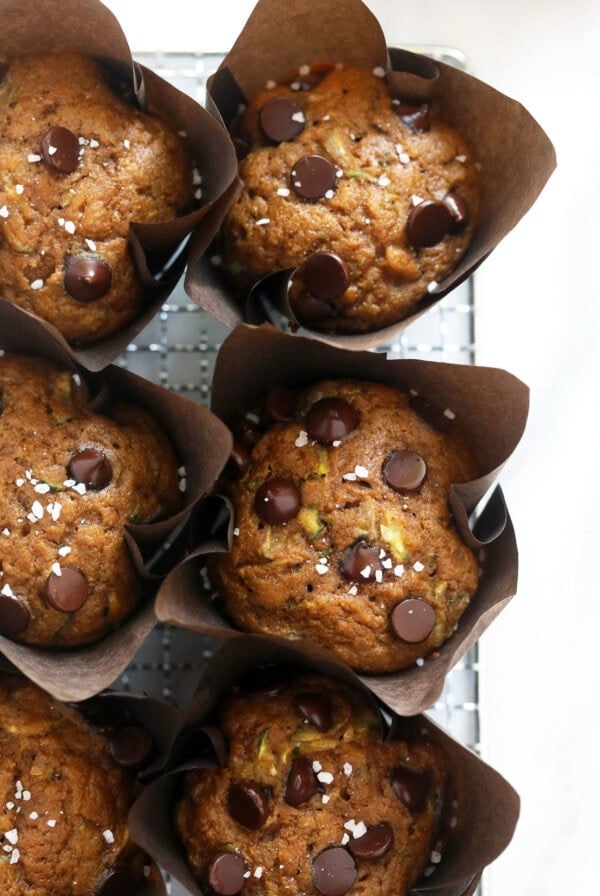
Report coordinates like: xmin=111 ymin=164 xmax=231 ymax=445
xmin=177 ymin=672 xmax=453 ymax=896
xmin=0 ymin=52 xmax=193 ymax=344
xmin=211 ymin=379 xmax=480 ymax=673
xmin=0 ymin=354 xmax=180 ymax=648
xmin=221 ymin=64 xmax=479 ymax=333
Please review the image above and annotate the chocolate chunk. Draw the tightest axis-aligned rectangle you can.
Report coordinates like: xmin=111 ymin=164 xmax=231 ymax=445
xmin=64 ymin=255 xmax=112 ymax=303
xmin=68 ymin=447 xmax=113 ymax=490
xmin=407 ymin=200 xmax=454 ymax=248
xmin=260 ymin=97 xmax=305 ymax=143
xmin=292 ymin=290 xmax=337 ymax=324
xmin=0 ymin=594 xmax=30 ymax=638
xmin=207 ymin=852 xmax=246 ymax=896
xmin=444 ymin=191 xmax=469 ymax=232
xmin=391 ymin=767 xmax=431 ymax=812
xmin=348 ymin=822 xmax=394 ymax=860
xmin=300 ymin=252 xmax=349 ymax=301
xmin=265 ymin=386 xmax=297 ymax=422
xmin=227 ymin=782 xmax=269 ymax=829
xmin=409 ymin=394 xmax=452 ymax=432
xmin=394 ymin=102 xmax=431 ymax=131
xmin=291 ymin=154 xmax=337 ymax=200
xmin=97 ymin=867 xmax=137 ymax=896
xmin=285 ymin=755 xmax=318 ymax=806
xmin=40 ymin=126 xmax=80 ymax=174
xmin=293 ymin=691 xmax=333 ymax=732
xmin=391 ymin=598 xmax=436 ymax=643
xmin=109 ymin=725 xmax=154 ymax=769
xmin=382 ymin=450 xmax=427 ymax=493
xmin=254 ymin=477 xmax=300 ymax=524
xmin=43 ymin=567 xmax=88 ymax=613
xmin=340 ymin=541 xmax=383 ymax=582
xmin=313 ymin=848 xmax=357 ymax=896
xmin=305 ymin=397 xmax=358 ymax=445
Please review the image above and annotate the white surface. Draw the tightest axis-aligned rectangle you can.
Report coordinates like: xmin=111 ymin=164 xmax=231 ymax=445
xmin=104 ymin=1 xmax=598 ymax=894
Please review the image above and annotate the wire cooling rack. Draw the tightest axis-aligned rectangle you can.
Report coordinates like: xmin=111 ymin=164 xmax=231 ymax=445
xmin=116 ymin=51 xmax=480 ymax=896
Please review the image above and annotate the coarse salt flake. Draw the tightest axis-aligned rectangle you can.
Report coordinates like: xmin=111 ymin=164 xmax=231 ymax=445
xmin=72 ymin=483 xmax=86 ymax=495
xmin=291 ymin=111 xmax=305 ymax=123
xmin=427 ymin=281 xmax=439 ymax=294
xmin=123 ymin=139 xmax=130 ymax=149
xmin=1 ymin=529 xmax=10 ymax=537
xmin=312 ymin=761 xmax=322 ymax=773
xmin=48 ymin=145 xmax=57 ymax=156
xmin=1 ymin=584 xmax=14 ymax=598
xmin=58 ymin=546 xmax=71 ymax=557
xmin=317 ymin=771 xmax=334 ymax=784
xmin=34 ymin=483 xmax=51 ymax=494
xmin=324 ymin=189 xmax=335 ymax=199
xmin=30 ymin=279 xmax=44 ymax=290
xmin=9 ymin=848 xmax=19 ymax=864
xmin=416 ymin=657 xmax=425 ymax=667
xmin=31 ymin=501 xmax=44 ymax=520
xmin=394 ymin=564 xmax=405 ymax=577
xmin=359 ymin=565 xmax=371 ymax=579
xmin=233 ymin=528 xmax=240 ymax=537
xmin=315 ymin=564 xmax=329 ymax=575
xmin=15 ymin=479 xmax=24 ymax=487
xmin=455 ymin=154 xmax=466 ymax=163
xmin=103 ymin=829 xmax=114 ymax=844
xmin=5 ymin=829 xmax=18 ymax=845
xmin=295 ymin=430 xmax=309 ymax=448
xmin=355 ymin=465 xmax=368 ymax=478
xmin=27 ymin=153 xmax=42 ymax=163
xmin=29 ymin=811 xmax=38 ymax=820
xmin=382 ymin=558 xmax=393 ymax=569
xmin=22 ymin=791 xmax=30 ymax=802
xmin=15 ymin=184 xmax=24 ymax=195
xmin=378 ymin=175 xmax=390 ymax=187
xmin=413 ymin=561 xmax=425 ymax=572
xmin=343 ymin=762 xmax=353 ymax=776
xmin=0 ymin=206 xmax=9 ymax=218
xmin=444 ymin=408 xmax=456 ymax=420
xmin=277 ymin=187 xmax=291 ymax=197
xmin=411 ymin=194 xmax=424 ymax=206
xmin=375 ymin=569 xmax=383 ymax=583
xmin=85 ymin=239 xmax=97 ymax=252
xmin=341 ymin=833 xmax=350 ymax=845
xmin=64 ymin=220 xmax=76 ymax=235
xmin=47 ymin=819 xmax=56 ymax=828
xmin=256 ymin=218 xmax=270 ymax=226
xmin=322 ymin=794 xmax=330 ymax=804
xmin=347 ymin=585 xmax=358 ymax=596
xmin=254 ymin=867 xmax=263 ymax=879
xmin=431 ymin=850 xmax=442 ymax=864
xmin=89 ymin=139 xmax=100 ymax=148
xmin=342 ymin=472 xmax=357 ymax=481
xmin=372 ymin=65 xmax=386 ymax=78
xmin=51 ymin=562 xmax=62 ymax=577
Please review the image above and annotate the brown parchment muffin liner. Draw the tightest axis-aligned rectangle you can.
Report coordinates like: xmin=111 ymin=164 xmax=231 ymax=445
xmin=184 ymin=0 xmax=556 ymax=348
xmin=155 ymin=324 xmax=527 ymax=715
xmin=0 ymin=0 xmax=239 ymax=371
xmin=0 ymin=301 xmax=233 ymax=702
xmin=128 ymin=638 xmax=519 ymax=896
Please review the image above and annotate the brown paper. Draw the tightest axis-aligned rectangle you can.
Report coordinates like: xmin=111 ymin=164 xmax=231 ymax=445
xmin=0 ymin=0 xmax=239 ymax=371
xmin=155 ymin=324 xmax=526 ymax=715
xmin=0 ymin=303 xmax=233 ymax=702
xmin=128 ymin=638 xmax=520 ymax=896
xmin=184 ymin=0 xmax=556 ymax=349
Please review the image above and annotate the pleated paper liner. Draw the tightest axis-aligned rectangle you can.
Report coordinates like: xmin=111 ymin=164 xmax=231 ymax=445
xmin=0 ymin=301 xmax=232 ymax=701
xmin=0 ymin=0 xmax=239 ymax=371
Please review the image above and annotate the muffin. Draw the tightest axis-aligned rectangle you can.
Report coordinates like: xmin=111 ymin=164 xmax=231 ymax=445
xmin=0 ymin=52 xmax=193 ymax=345
xmin=0 ymin=354 xmax=180 ymax=647
xmin=0 ymin=675 xmax=161 ymax=896
xmin=210 ymin=378 xmax=480 ymax=673
xmin=176 ymin=672 xmax=454 ymax=896
xmin=221 ymin=64 xmax=479 ymax=333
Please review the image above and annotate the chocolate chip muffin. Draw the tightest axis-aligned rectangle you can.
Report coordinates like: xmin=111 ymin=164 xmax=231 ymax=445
xmin=0 ymin=675 xmax=160 ymax=896
xmin=0 ymin=354 xmax=180 ymax=647
xmin=221 ymin=64 xmax=479 ymax=333
xmin=211 ymin=379 xmax=480 ymax=673
xmin=0 ymin=52 xmax=193 ymax=344
xmin=177 ymin=673 xmax=454 ymax=896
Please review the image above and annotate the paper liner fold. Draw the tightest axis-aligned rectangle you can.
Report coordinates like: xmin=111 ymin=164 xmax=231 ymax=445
xmin=0 ymin=303 xmax=232 ymax=701
xmin=0 ymin=0 xmax=238 ymax=371
xmin=184 ymin=0 xmax=555 ymax=349
xmin=128 ymin=638 xmax=520 ymax=896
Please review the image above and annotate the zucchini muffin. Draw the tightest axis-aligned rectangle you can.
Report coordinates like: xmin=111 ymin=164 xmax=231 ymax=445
xmin=0 ymin=52 xmax=193 ymax=344
xmin=0 ymin=354 xmax=180 ymax=648
xmin=177 ymin=673 xmax=455 ymax=896
xmin=222 ymin=63 xmax=479 ymax=333
xmin=211 ymin=379 xmax=480 ymax=673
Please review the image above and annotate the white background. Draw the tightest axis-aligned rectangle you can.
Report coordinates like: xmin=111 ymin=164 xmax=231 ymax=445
xmin=103 ymin=2 xmax=599 ymax=894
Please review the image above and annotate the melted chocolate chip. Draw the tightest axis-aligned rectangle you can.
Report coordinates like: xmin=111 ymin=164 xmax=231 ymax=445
xmin=444 ymin=191 xmax=469 ymax=232
xmin=382 ymin=450 xmax=427 ymax=493
xmin=109 ymin=725 xmax=154 ymax=769
xmin=227 ymin=782 xmax=269 ymax=829
xmin=43 ymin=568 xmax=88 ymax=613
xmin=40 ymin=126 xmax=80 ymax=174
xmin=293 ymin=691 xmax=333 ymax=732
xmin=265 ymin=386 xmax=297 ymax=422
xmin=0 ymin=594 xmax=30 ymax=638
xmin=409 ymin=394 xmax=452 ymax=432
xmin=96 ymin=867 xmax=137 ymax=896
xmin=394 ymin=101 xmax=431 ymax=131
xmin=300 ymin=252 xmax=349 ymax=301
xmin=68 ymin=448 xmax=113 ymax=490
xmin=260 ymin=97 xmax=305 ymax=143
xmin=64 ymin=255 xmax=112 ymax=303
xmin=391 ymin=598 xmax=436 ymax=643
xmin=407 ymin=200 xmax=454 ymax=248
xmin=313 ymin=848 xmax=357 ymax=896
xmin=391 ymin=767 xmax=431 ymax=812
xmin=254 ymin=477 xmax=300 ymax=524
xmin=291 ymin=154 xmax=337 ymax=200
xmin=207 ymin=852 xmax=246 ymax=896
xmin=285 ymin=755 xmax=318 ymax=806
xmin=340 ymin=541 xmax=383 ymax=582
xmin=348 ymin=822 xmax=394 ymax=860
xmin=305 ymin=397 xmax=358 ymax=445
xmin=292 ymin=290 xmax=337 ymax=324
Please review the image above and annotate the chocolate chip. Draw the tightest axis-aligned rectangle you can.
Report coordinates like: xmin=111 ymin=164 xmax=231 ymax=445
xmin=300 ymin=252 xmax=349 ymax=301
xmin=265 ymin=386 xmax=297 ymax=422
xmin=391 ymin=599 xmax=436 ymax=643
xmin=40 ymin=126 xmax=80 ymax=174
xmin=394 ymin=102 xmax=431 ymax=131
xmin=409 ymin=394 xmax=451 ymax=432
xmin=348 ymin=822 xmax=394 ymax=860
xmin=313 ymin=847 xmax=357 ymax=896
xmin=292 ymin=290 xmax=337 ymax=324
xmin=0 ymin=594 xmax=30 ymax=638
xmin=229 ymin=441 xmax=250 ymax=478
xmin=207 ymin=852 xmax=246 ymax=896
xmin=64 ymin=255 xmax=112 ymax=303
xmin=382 ymin=450 xmax=427 ymax=493
xmin=227 ymin=782 xmax=269 ymax=829
xmin=96 ymin=867 xmax=137 ymax=896
xmin=285 ymin=755 xmax=318 ymax=807
xmin=305 ymin=397 xmax=358 ymax=445
xmin=260 ymin=97 xmax=305 ymax=143
xmin=254 ymin=477 xmax=300 ymax=524
xmin=43 ymin=567 xmax=88 ymax=613
xmin=241 ymin=667 xmax=288 ymax=699
xmin=340 ymin=541 xmax=382 ymax=582
xmin=68 ymin=447 xmax=113 ymax=490
xmin=391 ymin=767 xmax=431 ymax=812
xmin=109 ymin=725 xmax=154 ymax=769
xmin=444 ymin=191 xmax=469 ymax=232
xmin=293 ymin=691 xmax=333 ymax=732
xmin=291 ymin=154 xmax=337 ymax=200
xmin=407 ymin=200 xmax=454 ymax=248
